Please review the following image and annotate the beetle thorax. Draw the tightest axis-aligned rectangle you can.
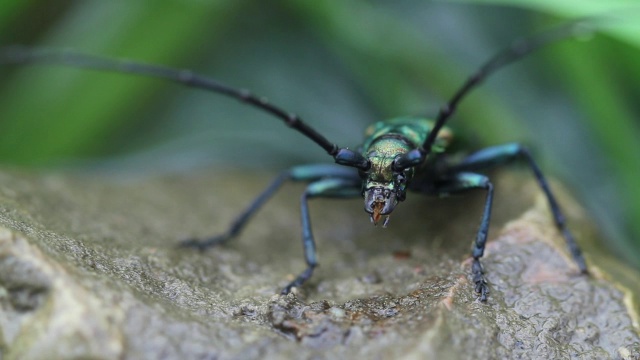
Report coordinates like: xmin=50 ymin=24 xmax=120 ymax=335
xmin=365 ymin=138 xmax=411 ymax=183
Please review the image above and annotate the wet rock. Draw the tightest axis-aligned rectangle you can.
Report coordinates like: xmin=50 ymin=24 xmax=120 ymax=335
xmin=0 ymin=169 xmax=638 ymax=359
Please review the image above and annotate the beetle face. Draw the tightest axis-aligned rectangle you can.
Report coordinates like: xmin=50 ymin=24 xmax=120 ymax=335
xmin=363 ymin=183 xmax=398 ymax=227
xmin=363 ymin=168 xmax=408 ymax=227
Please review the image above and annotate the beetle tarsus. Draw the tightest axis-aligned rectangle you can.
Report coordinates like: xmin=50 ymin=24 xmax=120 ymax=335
xmin=472 ymin=259 xmax=489 ymax=302
xmin=281 ymin=265 xmax=315 ymax=295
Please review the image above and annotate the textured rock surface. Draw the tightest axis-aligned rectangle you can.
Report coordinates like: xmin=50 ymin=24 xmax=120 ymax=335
xmin=0 ymin=169 xmax=638 ymax=359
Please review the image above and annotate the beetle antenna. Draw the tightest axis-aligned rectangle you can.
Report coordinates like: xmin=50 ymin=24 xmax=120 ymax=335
xmin=393 ymin=19 xmax=595 ymax=171
xmin=0 ymin=46 xmax=370 ymax=169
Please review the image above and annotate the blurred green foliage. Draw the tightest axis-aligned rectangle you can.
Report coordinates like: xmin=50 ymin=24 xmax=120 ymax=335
xmin=0 ymin=0 xmax=639 ymax=266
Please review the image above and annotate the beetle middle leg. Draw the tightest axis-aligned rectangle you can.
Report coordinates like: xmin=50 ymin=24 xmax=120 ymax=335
xmin=179 ymin=164 xmax=359 ymax=250
xmin=179 ymin=171 xmax=291 ymax=250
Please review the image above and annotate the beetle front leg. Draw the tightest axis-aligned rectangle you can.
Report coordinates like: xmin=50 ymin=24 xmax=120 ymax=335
xmin=434 ymin=172 xmax=494 ymax=302
xmin=281 ymin=177 xmax=361 ymax=295
xmin=449 ymin=143 xmax=587 ymax=274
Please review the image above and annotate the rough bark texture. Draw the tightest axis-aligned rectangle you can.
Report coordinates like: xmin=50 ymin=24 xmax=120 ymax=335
xmin=0 ymin=168 xmax=638 ymax=359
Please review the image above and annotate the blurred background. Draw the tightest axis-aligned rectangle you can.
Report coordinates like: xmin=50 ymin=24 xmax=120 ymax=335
xmin=0 ymin=0 xmax=638 ymax=267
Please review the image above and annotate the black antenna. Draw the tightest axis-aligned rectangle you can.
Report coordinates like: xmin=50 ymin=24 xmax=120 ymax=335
xmin=0 ymin=46 xmax=370 ymax=169
xmin=394 ymin=20 xmax=595 ymax=171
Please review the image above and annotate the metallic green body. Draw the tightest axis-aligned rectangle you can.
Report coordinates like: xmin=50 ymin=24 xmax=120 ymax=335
xmin=360 ymin=117 xmax=453 ymax=186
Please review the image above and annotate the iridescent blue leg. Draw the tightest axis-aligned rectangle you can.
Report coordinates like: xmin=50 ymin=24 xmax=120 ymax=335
xmin=180 ymin=164 xmax=359 ymax=250
xmin=434 ymin=172 xmax=493 ymax=302
xmin=281 ymin=177 xmax=361 ymax=295
xmin=450 ymin=143 xmax=588 ymax=273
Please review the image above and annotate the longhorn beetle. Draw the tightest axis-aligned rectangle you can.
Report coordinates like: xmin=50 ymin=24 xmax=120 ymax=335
xmin=0 ymin=21 xmax=591 ymax=301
